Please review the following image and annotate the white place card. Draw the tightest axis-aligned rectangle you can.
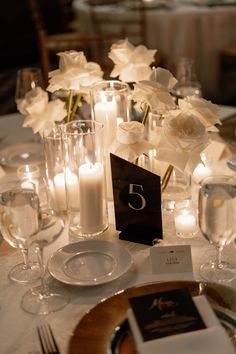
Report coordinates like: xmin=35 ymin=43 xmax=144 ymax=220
xmin=203 ymin=140 xmax=227 ymax=162
xmin=150 ymin=245 xmax=193 ymax=275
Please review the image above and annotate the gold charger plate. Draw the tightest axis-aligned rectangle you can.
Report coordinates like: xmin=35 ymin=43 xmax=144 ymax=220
xmin=68 ymin=280 xmax=236 ymax=354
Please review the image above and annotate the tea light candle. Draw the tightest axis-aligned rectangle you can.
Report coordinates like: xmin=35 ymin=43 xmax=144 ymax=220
xmin=17 ymin=164 xmax=40 ymax=190
xmin=54 ymin=169 xmax=79 ymax=211
xmin=193 ymin=163 xmax=212 ymax=184
xmin=79 ymin=162 xmax=104 ymax=233
xmin=174 ymin=208 xmax=198 ymax=238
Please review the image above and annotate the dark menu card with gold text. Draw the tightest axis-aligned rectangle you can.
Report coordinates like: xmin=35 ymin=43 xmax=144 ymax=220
xmin=129 ymin=287 xmax=206 ymax=342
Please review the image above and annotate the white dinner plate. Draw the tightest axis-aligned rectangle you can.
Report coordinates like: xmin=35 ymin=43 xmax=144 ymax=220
xmin=48 ymin=240 xmax=133 ymax=286
xmin=0 ymin=143 xmax=44 ymax=167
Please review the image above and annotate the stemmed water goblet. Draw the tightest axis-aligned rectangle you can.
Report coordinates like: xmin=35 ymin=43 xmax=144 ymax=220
xmin=172 ymin=57 xmax=202 ymax=102
xmin=21 ymin=202 xmax=69 ymax=315
xmin=15 ymin=67 xmax=44 ymax=107
xmin=198 ymin=175 xmax=236 ymax=283
xmin=0 ymin=180 xmax=40 ymax=283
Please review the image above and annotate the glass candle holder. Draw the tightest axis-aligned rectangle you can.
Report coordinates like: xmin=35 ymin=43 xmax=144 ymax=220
xmin=174 ymin=202 xmax=198 ymax=238
xmin=90 ymin=80 xmax=131 ymax=200
xmin=62 ymin=120 xmax=108 ymax=238
xmin=162 ymin=167 xmax=192 ymax=212
xmin=90 ymin=80 xmax=131 ymax=143
xmin=43 ymin=125 xmax=67 ymax=213
xmin=17 ymin=164 xmax=40 ymax=188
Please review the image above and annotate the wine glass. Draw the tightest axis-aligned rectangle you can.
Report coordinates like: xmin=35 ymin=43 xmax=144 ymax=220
xmin=172 ymin=57 xmax=202 ymax=102
xmin=15 ymin=67 xmax=44 ymax=106
xmin=21 ymin=207 xmax=69 ymax=315
xmin=198 ymin=175 xmax=236 ymax=283
xmin=0 ymin=181 xmax=41 ymax=283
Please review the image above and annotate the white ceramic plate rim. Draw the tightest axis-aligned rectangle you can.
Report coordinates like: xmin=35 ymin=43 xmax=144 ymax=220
xmin=0 ymin=143 xmax=44 ymax=167
xmin=48 ymin=240 xmax=133 ymax=286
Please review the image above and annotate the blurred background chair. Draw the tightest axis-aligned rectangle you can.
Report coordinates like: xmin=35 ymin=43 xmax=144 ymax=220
xmin=27 ymin=0 xmax=126 ymax=83
xmin=88 ymin=0 xmax=147 ymax=46
xmin=219 ymin=44 xmax=236 ymax=105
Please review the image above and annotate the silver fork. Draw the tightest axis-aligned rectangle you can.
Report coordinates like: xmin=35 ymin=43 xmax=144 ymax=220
xmin=37 ymin=324 xmax=60 ymax=354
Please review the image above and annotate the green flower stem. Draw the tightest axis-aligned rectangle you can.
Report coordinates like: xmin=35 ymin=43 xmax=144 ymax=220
xmin=66 ymin=90 xmax=73 ymax=123
xmin=71 ymin=93 xmax=82 ymax=116
xmin=141 ymin=103 xmax=150 ymax=126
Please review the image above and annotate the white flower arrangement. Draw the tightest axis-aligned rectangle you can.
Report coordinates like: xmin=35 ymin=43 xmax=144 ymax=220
xmin=16 ymin=38 xmax=222 ymax=185
xmin=132 ymin=67 xmax=177 ymax=122
xmin=129 ymin=62 xmax=221 ymax=184
xmin=17 ymin=87 xmax=67 ymax=136
xmin=108 ymin=38 xmax=157 ymax=83
xmin=17 ymin=50 xmax=104 ymax=136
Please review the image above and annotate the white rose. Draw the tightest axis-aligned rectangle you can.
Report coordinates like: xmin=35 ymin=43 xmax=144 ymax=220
xmin=132 ymin=80 xmax=176 ymax=112
xmin=149 ymin=67 xmax=177 ymax=91
xmin=156 ymin=110 xmax=210 ymax=173
xmin=108 ymin=38 xmax=157 ymax=82
xmin=17 ymin=87 xmax=48 ymax=115
xmin=22 ymin=98 xmax=66 ymax=136
xmin=57 ymin=50 xmax=87 ymax=71
xmin=110 ymin=121 xmax=154 ymax=163
xmin=47 ymin=50 xmax=103 ymax=92
xmin=163 ymin=111 xmax=208 ymax=152
xmin=179 ymin=95 xmax=221 ymax=128
xmin=116 ymin=121 xmax=144 ymax=144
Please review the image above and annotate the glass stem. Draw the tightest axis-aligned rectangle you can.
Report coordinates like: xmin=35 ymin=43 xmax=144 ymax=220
xmin=21 ymin=247 xmax=29 ymax=270
xmin=215 ymin=245 xmax=223 ymax=268
xmin=35 ymin=244 xmax=47 ymax=294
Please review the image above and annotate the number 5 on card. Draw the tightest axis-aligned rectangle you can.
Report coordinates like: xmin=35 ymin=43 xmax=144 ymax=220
xmin=110 ymin=154 xmax=163 ymax=245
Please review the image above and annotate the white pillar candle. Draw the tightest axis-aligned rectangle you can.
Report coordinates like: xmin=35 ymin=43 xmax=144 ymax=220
xmin=53 ymin=169 xmax=79 ymax=211
xmin=94 ymin=100 xmax=117 ymax=146
xmin=94 ymin=100 xmax=117 ymax=201
xmin=53 ymin=172 xmax=67 ymax=211
xmin=65 ymin=169 xmax=80 ymax=209
xmin=79 ymin=162 xmax=104 ymax=233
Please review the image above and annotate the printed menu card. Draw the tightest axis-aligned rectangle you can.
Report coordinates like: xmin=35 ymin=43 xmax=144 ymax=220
xmin=127 ymin=287 xmax=235 ymax=354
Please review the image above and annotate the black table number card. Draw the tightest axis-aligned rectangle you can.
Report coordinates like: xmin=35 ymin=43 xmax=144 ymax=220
xmin=110 ymin=153 xmax=163 ymax=245
xmin=129 ymin=287 xmax=206 ymax=342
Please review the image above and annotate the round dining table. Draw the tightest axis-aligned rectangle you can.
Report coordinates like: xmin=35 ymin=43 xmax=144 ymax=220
xmin=0 ymin=108 xmax=236 ymax=354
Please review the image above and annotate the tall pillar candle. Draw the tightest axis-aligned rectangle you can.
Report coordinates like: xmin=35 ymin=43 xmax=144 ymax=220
xmin=90 ymin=80 xmax=131 ymax=201
xmin=62 ymin=119 xmax=108 ymax=238
xmin=79 ymin=162 xmax=104 ymax=234
xmin=94 ymin=100 xmax=117 ymax=146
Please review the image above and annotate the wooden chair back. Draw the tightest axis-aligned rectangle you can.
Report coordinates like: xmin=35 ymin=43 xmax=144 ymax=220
xmin=88 ymin=0 xmax=147 ymax=46
xmin=27 ymin=0 xmax=126 ymax=83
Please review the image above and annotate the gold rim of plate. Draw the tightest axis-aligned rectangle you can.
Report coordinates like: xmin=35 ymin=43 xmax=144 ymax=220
xmin=68 ymin=280 xmax=236 ymax=354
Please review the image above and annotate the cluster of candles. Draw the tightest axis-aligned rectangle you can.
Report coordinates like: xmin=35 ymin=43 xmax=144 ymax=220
xmin=18 ymin=80 xmax=213 ymax=239
xmin=17 ymin=161 xmax=104 ymax=234
xmin=53 ymin=163 xmax=104 ymax=233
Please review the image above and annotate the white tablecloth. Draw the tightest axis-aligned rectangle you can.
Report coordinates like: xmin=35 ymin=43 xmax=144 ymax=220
xmin=1 ymin=109 xmax=236 ymax=354
xmin=73 ymin=1 xmax=236 ymax=101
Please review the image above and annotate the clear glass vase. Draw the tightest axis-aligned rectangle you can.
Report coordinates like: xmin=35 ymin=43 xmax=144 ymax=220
xmin=161 ymin=167 xmax=192 ymax=212
xmin=90 ymin=80 xmax=131 ymax=200
xmin=62 ymin=120 xmax=108 ymax=239
xmin=43 ymin=125 xmax=67 ymax=213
